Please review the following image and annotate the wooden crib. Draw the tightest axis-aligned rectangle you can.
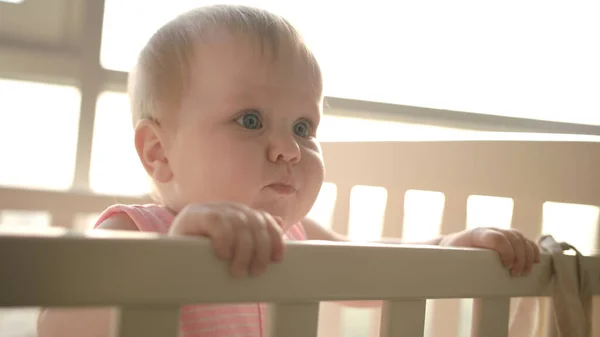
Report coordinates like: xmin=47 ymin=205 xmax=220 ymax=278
xmin=0 ymin=139 xmax=599 ymax=337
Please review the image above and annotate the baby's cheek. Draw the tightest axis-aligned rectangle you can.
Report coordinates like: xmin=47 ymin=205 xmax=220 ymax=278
xmin=300 ymin=150 xmax=325 ymax=201
xmin=301 ymin=141 xmax=323 ymax=167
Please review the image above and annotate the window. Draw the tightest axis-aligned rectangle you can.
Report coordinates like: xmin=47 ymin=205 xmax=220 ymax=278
xmin=101 ymin=1 xmax=600 ymax=124
xmin=0 ymin=79 xmax=81 ymax=191
xmin=466 ymin=195 xmax=514 ymax=230
xmin=89 ymin=91 xmax=151 ymax=196
xmin=347 ymin=185 xmax=387 ymax=242
xmin=543 ymin=202 xmax=599 ymax=255
xmin=402 ymin=190 xmax=445 ymax=241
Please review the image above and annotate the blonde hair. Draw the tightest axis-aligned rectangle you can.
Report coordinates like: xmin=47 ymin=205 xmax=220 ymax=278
xmin=128 ymin=4 xmax=322 ymax=126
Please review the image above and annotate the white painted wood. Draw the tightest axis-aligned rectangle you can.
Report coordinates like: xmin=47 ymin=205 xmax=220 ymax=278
xmin=509 ymin=199 xmax=545 ymax=337
xmin=320 ymin=141 xmax=600 ymax=205
xmin=72 ymin=0 xmax=105 ymax=191
xmin=0 ymin=186 xmax=149 ymax=214
xmin=114 ymin=306 xmax=180 ymax=337
xmin=471 ymin=298 xmax=510 ymax=337
xmin=373 ymin=190 xmax=409 ymax=337
xmin=265 ymin=302 xmax=319 ymax=337
xmin=379 ymin=300 xmax=426 ymax=337
xmin=381 ymin=189 xmax=405 ymax=239
xmin=317 ymin=183 xmax=351 ymax=337
xmin=371 ymin=188 xmax=407 ymax=337
xmin=49 ymin=210 xmax=73 ymax=229
xmin=427 ymin=194 xmax=468 ymax=337
xmin=1 ymin=227 xmax=598 ymax=307
xmin=330 ymin=183 xmax=351 ymax=238
xmin=510 ymin=199 xmax=543 ymax=240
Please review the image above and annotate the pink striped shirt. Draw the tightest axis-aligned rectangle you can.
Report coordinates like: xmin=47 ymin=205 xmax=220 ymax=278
xmin=94 ymin=204 xmax=307 ymax=337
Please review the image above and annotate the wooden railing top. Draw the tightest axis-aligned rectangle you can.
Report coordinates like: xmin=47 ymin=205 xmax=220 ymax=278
xmin=1 ymin=227 xmax=598 ymax=308
xmin=321 ymin=140 xmax=600 ymax=204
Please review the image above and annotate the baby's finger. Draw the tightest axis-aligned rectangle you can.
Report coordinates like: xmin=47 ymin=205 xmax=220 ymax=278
xmin=503 ymin=229 xmax=526 ymax=276
xmin=230 ymin=227 xmax=254 ymax=278
xmin=206 ymin=210 xmax=236 ymax=261
xmin=169 ymin=206 xmax=235 ymax=261
xmin=477 ymin=229 xmax=515 ymax=269
xmin=249 ymin=213 xmax=272 ymax=276
xmin=522 ymin=239 xmax=536 ymax=275
xmin=264 ymin=214 xmax=285 ymax=262
xmin=507 ymin=230 xmax=535 ymax=275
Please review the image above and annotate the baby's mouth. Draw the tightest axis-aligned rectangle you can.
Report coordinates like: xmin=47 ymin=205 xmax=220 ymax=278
xmin=265 ymin=183 xmax=296 ymax=195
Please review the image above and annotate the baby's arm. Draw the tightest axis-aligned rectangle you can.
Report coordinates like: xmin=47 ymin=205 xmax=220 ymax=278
xmin=301 ymin=217 xmax=441 ymax=245
xmin=37 ymin=213 xmax=137 ymax=337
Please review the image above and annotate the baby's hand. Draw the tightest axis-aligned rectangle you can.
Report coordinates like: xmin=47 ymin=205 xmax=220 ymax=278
xmin=439 ymin=227 xmax=541 ymax=277
xmin=168 ymin=203 xmax=285 ymax=278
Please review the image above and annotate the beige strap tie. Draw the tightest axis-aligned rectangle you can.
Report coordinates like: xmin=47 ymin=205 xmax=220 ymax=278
xmin=509 ymin=235 xmax=592 ymax=337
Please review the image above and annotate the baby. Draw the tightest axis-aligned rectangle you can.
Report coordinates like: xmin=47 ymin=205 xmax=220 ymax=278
xmin=37 ymin=4 xmax=540 ymax=337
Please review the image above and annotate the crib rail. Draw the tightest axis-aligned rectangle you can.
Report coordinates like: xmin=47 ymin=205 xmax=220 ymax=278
xmin=0 ymin=186 xmax=149 ymax=228
xmin=1 ymin=227 xmax=599 ymax=337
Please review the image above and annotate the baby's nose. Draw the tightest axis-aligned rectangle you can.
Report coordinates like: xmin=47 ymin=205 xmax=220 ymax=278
xmin=268 ymin=134 xmax=301 ymax=164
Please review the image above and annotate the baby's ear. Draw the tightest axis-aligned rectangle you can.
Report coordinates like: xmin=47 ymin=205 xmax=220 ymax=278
xmin=134 ymin=119 xmax=173 ymax=183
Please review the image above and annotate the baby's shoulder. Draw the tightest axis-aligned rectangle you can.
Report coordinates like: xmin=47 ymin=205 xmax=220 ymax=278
xmin=285 ymin=221 xmax=309 ymax=241
xmin=94 ymin=204 xmax=175 ymax=234
xmin=96 ymin=211 xmax=138 ymax=231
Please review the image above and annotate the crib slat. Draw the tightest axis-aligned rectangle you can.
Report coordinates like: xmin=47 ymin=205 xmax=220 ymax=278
xmin=371 ymin=189 xmax=406 ymax=337
xmin=471 ymin=298 xmax=510 ymax=337
xmin=380 ymin=300 xmax=426 ymax=337
xmin=321 ymin=183 xmax=351 ymax=337
xmin=114 ymin=306 xmax=180 ymax=337
xmin=265 ymin=302 xmax=319 ymax=337
xmin=49 ymin=210 xmax=74 ymax=229
xmin=381 ymin=189 xmax=406 ymax=238
xmin=431 ymin=194 xmax=468 ymax=337
xmin=331 ymin=184 xmax=351 ymax=235
xmin=510 ymin=199 xmax=543 ymax=239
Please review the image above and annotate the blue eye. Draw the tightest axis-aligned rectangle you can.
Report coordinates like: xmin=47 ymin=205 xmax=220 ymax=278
xmin=294 ymin=120 xmax=310 ymax=137
xmin=236 ymin=112 xmax=262 ymax=130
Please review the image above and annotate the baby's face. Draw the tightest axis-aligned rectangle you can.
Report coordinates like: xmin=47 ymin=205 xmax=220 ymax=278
xmin=166 ymin=34 xmax=324 ymax=227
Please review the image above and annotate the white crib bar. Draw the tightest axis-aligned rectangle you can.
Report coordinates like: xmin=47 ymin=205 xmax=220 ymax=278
xmin=471 ymin=298 xmax=511 ymax=337
xmin=0 ymin=227 xmax=599 ymax=337
xmin=379 ymin=300 xmax=427 ymax=337
xmin=266 ymin=303 xmax=320 ymax=337
xmin=431 ymin=194 xmax=469 ymax=337
xmin=373 ymin=189 xmax=408 ymax=337
xmin=318 ymin=183 xmax=351 ymax=337
xmin=114 ymin=306 xmax=180 ymax=337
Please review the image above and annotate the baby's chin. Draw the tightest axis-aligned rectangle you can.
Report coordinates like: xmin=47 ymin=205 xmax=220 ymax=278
xmin=253 ymin=190 xmax=317 ymax=228
xmin=252 ymin=201 xmax=307 ymax=228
